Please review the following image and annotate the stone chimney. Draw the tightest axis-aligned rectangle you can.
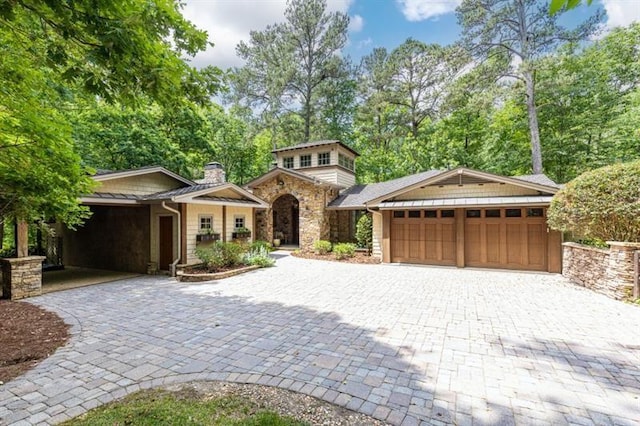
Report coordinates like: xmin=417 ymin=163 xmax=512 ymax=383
xmin=199 ymin=162 xmax=226 ymax=184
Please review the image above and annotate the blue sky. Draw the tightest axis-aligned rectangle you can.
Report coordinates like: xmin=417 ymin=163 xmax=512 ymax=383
xmin=182 ymin=0 xmax=639 ymax=69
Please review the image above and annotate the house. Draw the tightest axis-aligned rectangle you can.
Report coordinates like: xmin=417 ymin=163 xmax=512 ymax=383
xmin=60 ymin=162 xmax=268 ymax=274
xmin=246 ymin=140 xmax=562 ymax=273
xmin=62 ymin=139 xmax=562 ymax=275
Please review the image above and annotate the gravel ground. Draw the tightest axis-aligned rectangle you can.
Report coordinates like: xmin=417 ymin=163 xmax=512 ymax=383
xmin=164 ymin=381 xmax=388 ymax=425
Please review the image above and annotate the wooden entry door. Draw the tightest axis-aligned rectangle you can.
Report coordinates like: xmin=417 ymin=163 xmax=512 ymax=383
xmin=159 ymin=216 xmax=173 ymax=271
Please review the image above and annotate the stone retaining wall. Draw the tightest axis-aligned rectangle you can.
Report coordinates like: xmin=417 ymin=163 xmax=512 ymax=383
xmin=563 ymin=242 xmax=640 ymax=300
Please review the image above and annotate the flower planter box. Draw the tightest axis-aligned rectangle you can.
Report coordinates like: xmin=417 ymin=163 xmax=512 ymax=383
xmin=196 ymin=233 xmax=220 ymax=243
xmin=232 ymin=232 xmax=251 ymax=240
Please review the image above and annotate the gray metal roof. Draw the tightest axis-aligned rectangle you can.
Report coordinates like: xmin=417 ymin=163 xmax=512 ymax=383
xmin=328 ymin=170 xmax=443 ymax=209
xmin=146 ymin=183 xmax=224 ymax=200
xmin=511 ymin=174 xmax=560 ymax=188
xmin=272 ymin=140 xmax=360 ymax=157
xmin=378 ymin=196 xmax=554 ymax=209
xmin=86 ymin=192 xmax=145 ymax=200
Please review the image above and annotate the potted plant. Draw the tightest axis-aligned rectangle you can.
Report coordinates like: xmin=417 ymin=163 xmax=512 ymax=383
xmin=196 ymin=228 xmax=220 ymax=242
xmin=232 ymin=226 xmax=251 ymax=240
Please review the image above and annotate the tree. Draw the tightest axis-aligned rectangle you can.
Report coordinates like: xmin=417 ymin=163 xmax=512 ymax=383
xmin=548 ymin=161 xmax=640 ymax=242
xmin=388 ymin=39 xmax=465 ymax=138
xmin=457 ymin=0 xmax=603 ymax=174
xmin=232 ymin=0 xmax=349 ymax=142
xmin=0 ymin=1 xmax=219 ymax=256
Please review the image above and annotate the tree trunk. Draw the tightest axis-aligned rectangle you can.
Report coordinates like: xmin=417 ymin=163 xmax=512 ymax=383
xmin=524 ymin=69 xmax=543 ymax=174
xmin=16 ymin=219 xmax=28 ymax=258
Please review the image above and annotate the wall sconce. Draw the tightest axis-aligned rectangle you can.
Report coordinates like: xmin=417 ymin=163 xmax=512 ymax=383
xmin=277 ymin=179 xmax=285 ymax=187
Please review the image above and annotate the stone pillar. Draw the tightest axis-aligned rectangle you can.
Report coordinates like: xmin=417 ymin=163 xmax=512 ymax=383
xmin=605 ymin=242 xmax=640 ymax=300
xmin=1 ymin=256 xmax=45 ymax=300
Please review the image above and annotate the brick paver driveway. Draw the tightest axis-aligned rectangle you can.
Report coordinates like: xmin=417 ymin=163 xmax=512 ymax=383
xmin=2 ymin=253 xmax=640 ymax=425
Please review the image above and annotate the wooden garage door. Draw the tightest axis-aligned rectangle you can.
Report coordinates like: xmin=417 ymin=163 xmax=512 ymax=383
xmin=465 ymin=207 xmax=547 ymax=271
xmin=391 ymin=209 xmax=456 ymax=265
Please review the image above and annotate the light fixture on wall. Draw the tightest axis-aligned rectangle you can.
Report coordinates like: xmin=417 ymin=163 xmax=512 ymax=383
xmin=277 ymin=179 xmax=285 ymax=187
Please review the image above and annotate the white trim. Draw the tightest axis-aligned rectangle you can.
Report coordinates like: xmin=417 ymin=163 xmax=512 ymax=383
xmin=80 ymin=196 xmax=139 ymax=205
xmin=172 ymin=183 xmax=269 ymax=207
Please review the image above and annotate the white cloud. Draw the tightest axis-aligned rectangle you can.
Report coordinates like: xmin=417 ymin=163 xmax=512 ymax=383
xmin=601 ymin=0 xmax=640 ymax=29
xmin=349 ymin=14 xmax=364 ymax=32
xmin=182 ymin=0 xmax=354 ymax=69
xmin=396 ymin=0 xmax=462 ymax=21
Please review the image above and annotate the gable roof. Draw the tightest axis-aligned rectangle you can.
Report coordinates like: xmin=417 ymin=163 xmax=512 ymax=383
xmin=92 ymin=166 xmax=195 ymax=187
xmin=328 ymin=170 xmax=442 ymax=209
xmin=272 ymin=140 xmax=360 ymax=157
xmin=328 ymin=167 xmax=560 ymax=210
xmin=244 ymin=167 xmax=343 ymax=189
xmin=146 ymin=182 xmax=268 ymax=207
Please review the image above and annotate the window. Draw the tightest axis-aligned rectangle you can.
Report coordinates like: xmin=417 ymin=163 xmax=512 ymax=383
xmin=393 ymin=211 xmax=405 ymax=218
xmin=424 ymin=210 xmax=437 ymax=218
xmin=408 ymin=210 xmax=421 ymax=218
xmin=283 ymin=157 xmax=294 ymax=169
xmin=318 ymin=152 xmax=330 ymax=166
xmin=441 ymin=210 xmax=455 ymax=218
xmin=466 ymin=209 xmax=481 ymax=218
xmin=234 ymin=215 xmax=245 ymax=229
xmin=338 ymin=153 xmax=354 ymax=171
xmin=300 ymin=154 xmax=311 ymax=168
xmin=485 ymin=209 xmax=501 ymax=218
xmin=506 ymin=208 xmax=522 ymax=217
xmin=527 ymin=208 xmax=544 ymax=217
xmin=199 ymin=215 xmax=213 ymax=232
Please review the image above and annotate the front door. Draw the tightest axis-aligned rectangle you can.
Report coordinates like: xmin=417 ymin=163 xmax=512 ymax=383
xmin=159 ymin=216 xmax=173 ymax=271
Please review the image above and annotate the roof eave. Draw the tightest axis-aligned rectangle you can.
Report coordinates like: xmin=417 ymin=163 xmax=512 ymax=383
xmin=92 ymin=166 xmax=195 ymax=187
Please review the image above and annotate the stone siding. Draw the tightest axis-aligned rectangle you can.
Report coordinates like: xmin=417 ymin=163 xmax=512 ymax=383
xmin=1 ymin=256 xmax=45 ymax=300
xmin=563 ymin=242 xmax=640 ymax=300
xmin=250 ymin=174 xmax=339 ymax=251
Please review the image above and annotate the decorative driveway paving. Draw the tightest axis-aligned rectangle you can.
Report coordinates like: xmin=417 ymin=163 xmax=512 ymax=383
xmin=2 ymin=253 xmax=640 ymax=425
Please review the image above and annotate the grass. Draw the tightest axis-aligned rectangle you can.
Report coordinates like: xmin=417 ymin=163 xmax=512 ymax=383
xmin=62 ymin=389 xmax=308 ymax=426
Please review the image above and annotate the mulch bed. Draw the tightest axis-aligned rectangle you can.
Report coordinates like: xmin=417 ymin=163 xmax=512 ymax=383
xmin=292 ymin=251 xmax=381 ymax=264
xmin=0 ymin=300 xmax=69 ymax=384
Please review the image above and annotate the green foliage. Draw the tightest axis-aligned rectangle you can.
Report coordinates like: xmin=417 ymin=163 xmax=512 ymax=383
xmin=250 ymin=240 xmax=274 ymax=252
xmin=548 ymin=161 xmax=640 ymax=242
xmin=195 ymin=242 xmax=244 ymax=271
xmin=243 ymin=246 xmax=276 ymax=268
xmin=550 ymin=0 xmax=592 ymax=15
xmin=62 ymin=388 xmax=305 ymax=425
xmin=333 ymin=243 xmax=356 ymax=260
xmin=1 ymin=0 xmax=220 ymax=106
xmin=231 ymin=0 xmax=351 ymax=141
xmin=355 ymin=214 xmax=373 ymax=250
xmin=313 ymin=240 xmax=332 ymax=255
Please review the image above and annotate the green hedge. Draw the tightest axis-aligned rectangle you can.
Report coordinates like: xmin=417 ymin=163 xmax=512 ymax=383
xmin=547 ymin=160 xmax=640 ymax=242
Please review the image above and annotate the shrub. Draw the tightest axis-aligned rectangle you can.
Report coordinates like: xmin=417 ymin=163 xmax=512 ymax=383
xmin=355 ymin=214 xmax=372 ymax=251
xmin=548 ymin=160 xmax=640 ymax=242
xmin=195 ymin=241 xmax=244 ymax=271
xmin=333 ymin=242 xmax=356 ymax=260
xmin=243 ymin=246 xmax=275 ymax=267
xmin=250 ymin=240 xmax=273 ymax=252
xmin=313 ymin=240 xmax=332 ymax=255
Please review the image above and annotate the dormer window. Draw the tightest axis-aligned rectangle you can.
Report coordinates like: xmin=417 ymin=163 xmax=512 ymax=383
xmin=300 ymin=154 xmax=311 ymax=168
xmin=339 ymin=153 xmax=354 ymax=171
xmin=283 ymin=156 xmax=294 ymax=169
xmin=318 ymin=152 xmax=330 ymax=166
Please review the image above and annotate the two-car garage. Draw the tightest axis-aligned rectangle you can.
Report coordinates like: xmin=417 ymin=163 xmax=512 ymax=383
xmin=388 ymin=206 xmax=562 ymax=272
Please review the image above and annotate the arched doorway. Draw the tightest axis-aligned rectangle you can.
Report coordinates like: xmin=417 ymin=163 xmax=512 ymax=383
xmin=272 ymin=194 xmax=299 ymax=246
